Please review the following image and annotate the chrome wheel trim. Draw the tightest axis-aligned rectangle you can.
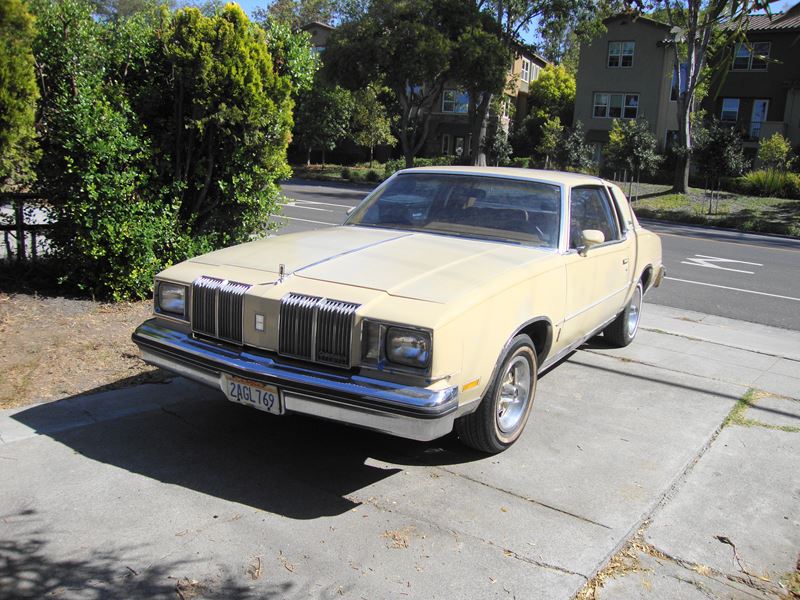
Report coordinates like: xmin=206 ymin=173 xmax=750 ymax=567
xmin=496 ymin=355 xmax=532 ymax=434
xmin=627 ymin=284 xmax=643 ymax=339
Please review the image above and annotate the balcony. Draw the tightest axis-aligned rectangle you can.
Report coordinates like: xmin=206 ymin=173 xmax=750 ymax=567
xmin=720 ymin=120 xmax=787 ymax=142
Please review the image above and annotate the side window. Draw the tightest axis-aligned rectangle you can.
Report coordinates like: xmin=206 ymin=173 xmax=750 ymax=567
xmin=569 ymin=186 xmax=621 ymax=249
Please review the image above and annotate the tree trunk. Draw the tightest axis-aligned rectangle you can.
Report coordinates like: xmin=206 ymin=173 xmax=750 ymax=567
xmin=306 ymin=147 xmax=311 ymax=166
xmin=468 ymin=91 xmax=492 ymax=167
xmin=369 ymin=145 xmax=374 ymax=168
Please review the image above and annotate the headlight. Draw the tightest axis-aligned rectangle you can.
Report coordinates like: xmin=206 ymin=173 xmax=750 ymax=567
xmin=157 ymin=282 xmax=186 ymax=318
xmin=385 ymin=327 xmax=431 ymax=369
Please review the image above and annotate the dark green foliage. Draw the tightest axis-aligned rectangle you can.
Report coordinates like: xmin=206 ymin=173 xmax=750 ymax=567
xmin=29 ymin=0 xmax=297 ymax=299
xmin=31 ymin=0 xmax=176 ymax=300
xmin=0 ymin=0 xmax=40 ymax=189
xmin=606 ymin=119 xmax=663 ymax=179
xmin=252 ymin=12 xmax=319 ymax=94
xmin=384 ymin=156 xmax=455 ymax=178
xmin=693 ymin=119 xmax=748 ymax=192
xmin=293 ymin=78 xmax=353 ymax=164
xmin=483 ymin=118 xmax=512 ymax=166
xmin=558 ymin=121 xmax=593 ymax=172
xmin=325 ymin=0 xmax=460 ymax=167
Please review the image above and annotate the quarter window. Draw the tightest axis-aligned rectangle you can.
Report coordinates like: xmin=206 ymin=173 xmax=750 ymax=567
xmin=592 ymin=93 xmax=639 ymax=119
xmin=720 ymin=98 xmax=740 ymax=121
xmin=608 ymin=41 xmax=635 ymax=68
xmin=442 ymin=89 xmax=469 ymax=113
xmin=569 ymin=187 xmax=621 ymax=249
xmin=732 ymin=42 xmax=770 ymax=71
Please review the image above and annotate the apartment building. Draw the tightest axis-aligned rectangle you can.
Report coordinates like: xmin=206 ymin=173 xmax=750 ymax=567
xmin=427 ymin=48 xmax=549 ymax=158
xmin=574 ymin=14 xmax=680 ymax=158
xmin=705 ymin=3 xmax=800 ymax=151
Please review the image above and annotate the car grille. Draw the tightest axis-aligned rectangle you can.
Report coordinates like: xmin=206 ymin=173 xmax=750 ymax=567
xmin=191 ymin=276 xmax=251 ymax=344
xmin=279 ymin=293 xmax=359 ymax=367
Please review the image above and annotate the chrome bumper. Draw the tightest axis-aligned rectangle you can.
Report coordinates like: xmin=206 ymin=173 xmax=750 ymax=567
xmin=132 ymin=319 xmax=459 ymax=441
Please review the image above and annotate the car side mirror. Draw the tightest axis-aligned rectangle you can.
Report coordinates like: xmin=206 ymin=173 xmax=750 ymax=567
xmin=579 ymin=229 xmax=605 ymax=256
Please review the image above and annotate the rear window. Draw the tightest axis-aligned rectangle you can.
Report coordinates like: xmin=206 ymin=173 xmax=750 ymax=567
xmin=346 ymin=173 xmax=562 ymax=249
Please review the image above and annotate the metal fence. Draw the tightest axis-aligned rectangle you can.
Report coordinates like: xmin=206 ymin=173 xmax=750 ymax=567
xmin=0 ymin=193 xmax=50 ymax=262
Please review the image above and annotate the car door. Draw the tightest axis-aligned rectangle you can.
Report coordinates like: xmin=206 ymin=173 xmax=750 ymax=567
xmin=561 ymin=185 xmax=634 ymax=345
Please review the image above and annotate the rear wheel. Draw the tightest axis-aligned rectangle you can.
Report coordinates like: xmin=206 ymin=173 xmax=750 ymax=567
xmin=603 ymin=281 xmax=643 ymax=347
xmin=455 ymin=335 xmax=537 ymax=454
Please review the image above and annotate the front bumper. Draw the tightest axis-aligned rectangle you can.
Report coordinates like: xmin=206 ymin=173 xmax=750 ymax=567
xmin=132 ymin=319 xmax=459 ymax=441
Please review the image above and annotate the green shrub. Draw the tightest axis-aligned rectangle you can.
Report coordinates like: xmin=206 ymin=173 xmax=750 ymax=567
xmin=736 ymin=169 xmax=800 ymax=198
xmin=341 ymin=166 xmax=352 ymax=180
xmin=366 ymin=169 xmax=381 ymax=182
xmin=384 ymin=156 xmax=456 ymax=177
xmin=512 ymin=157 xmax=531 ymax=168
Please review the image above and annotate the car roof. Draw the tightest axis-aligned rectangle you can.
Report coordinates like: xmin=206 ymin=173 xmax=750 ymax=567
xmin=398 ymin=166 xmax=609 ymax=188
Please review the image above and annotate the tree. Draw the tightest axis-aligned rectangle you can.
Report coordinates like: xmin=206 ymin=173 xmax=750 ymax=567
xmin=463 ymin=0 xmax=612 ymax=165
xmin=252 ymin=13 xmax=320 ymax=95
xmin=325 ymin=0 xmax=455 ymax=168
xmin=526 ymin=64 xmax=576 ymax=123
xmin=0 ymin=0 xmax=40 ymax=190
xmin=538 ymin=116 xmax=563 ymax=169
xmin=693 ymin=118 xmax=747 ymax=212
xmin=263 ymin=0 xmax=337 ymax=27
xmin=31 ymin=0 xmax=176 ymax=300
xmin=643 ymin=0 xmax=771 ymax=193
xmin=605 ymin=119 xmax=662 ymax=187
xmin=30 ymin=0 xmax=298 ymax=299
xmin=150 ymin=4 xmax=295 ymax=245
xmin=450 ymin=17 xmax=512 ymax=166
xmin=293 ymin=81 xmax=353 ymax=165
xmin=350 ymin=84 xmax=396 ymax=167
xmin=558 ymin=121 xmax=593 ymax=172
xmin=757 ymin=133 xmax=793 ymax=172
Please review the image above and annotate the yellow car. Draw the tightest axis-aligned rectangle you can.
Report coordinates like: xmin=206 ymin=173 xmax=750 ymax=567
xmin=133 ymin=167 xmax=664 ymax=453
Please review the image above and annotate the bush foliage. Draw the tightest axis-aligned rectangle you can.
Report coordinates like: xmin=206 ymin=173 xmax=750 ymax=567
xmin=25 ymin=0 xmax=308 ymax=300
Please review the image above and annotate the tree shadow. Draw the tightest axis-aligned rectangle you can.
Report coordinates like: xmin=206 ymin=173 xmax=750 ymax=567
xmin=10 ymin=378 xmax=487 ymax=520
xmin=0 ymin=517 xmax=289 ymax=599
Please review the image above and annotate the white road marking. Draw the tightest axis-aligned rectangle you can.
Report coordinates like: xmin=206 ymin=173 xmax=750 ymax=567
xmin=279 ymin=203 xmax=334 ymax=212
xmin=681 ymin=254 xmax=764 ymax=274
xmin=283 ymin=198 xmax=356 ymax=209
xmin=665 ymin=277 xmax=800 ymax=302
xmin=273 ymin=215 xmax=338 ymax=226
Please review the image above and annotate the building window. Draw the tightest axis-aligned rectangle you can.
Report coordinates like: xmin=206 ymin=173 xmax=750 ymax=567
xmin=592 ymin=93 xmax=639 ymax=119
xmin=441 ymin=134 xmax=451 ymax=155
xmin=732 ymin=42 xmax=770 ymax=71
xmin=530 ymin=64 xmax=540 ymax=81
xmin=720 ymin=98 xmax=740 ymax=121
xmin=608 ymin=41 xmax=634 ymax=68
xmin=442 ymin=89 xmax=468 ymax=113
xmin=521 ymin=58 xmax=531 ymax=83
xmin=670 ymin=63 xmax=688 ymax=101
xmin=501 ymin=96 xmax=510 ymax=119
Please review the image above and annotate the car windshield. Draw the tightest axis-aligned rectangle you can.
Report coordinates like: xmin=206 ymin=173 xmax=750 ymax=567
xmin=345 ymin=173 xmax=562 ymax=249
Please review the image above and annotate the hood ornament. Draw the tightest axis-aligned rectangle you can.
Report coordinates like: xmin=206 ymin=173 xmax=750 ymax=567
xmin=278 ymin=263 xmax=286 ymax=284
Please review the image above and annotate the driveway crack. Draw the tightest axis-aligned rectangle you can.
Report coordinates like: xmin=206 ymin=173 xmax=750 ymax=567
xmin=437 ymin=466 xmax=612 ymax=530
xmin=353 ymin=494 xmax=588 ymax=580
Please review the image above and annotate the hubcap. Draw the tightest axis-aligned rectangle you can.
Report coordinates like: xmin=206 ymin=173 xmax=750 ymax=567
xmin=627 ymin=285 xmax=642 ymax=339
xmin=496 ymin=355 xmax=531 ymax=433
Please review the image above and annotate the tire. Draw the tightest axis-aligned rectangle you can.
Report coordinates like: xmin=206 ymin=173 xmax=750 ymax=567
xmin=603 ymin=281 xmax=643 ymax=347
xmin=455 ymin=334 xmax=537 ymax=454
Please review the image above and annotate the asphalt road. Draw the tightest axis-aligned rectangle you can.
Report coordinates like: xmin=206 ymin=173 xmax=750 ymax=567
xmin=277 ymin=179 xmax=800 ymax=331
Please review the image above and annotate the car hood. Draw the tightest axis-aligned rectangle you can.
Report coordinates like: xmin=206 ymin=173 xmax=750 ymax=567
xmin=189 ymin=226 xmax=556 ymax=304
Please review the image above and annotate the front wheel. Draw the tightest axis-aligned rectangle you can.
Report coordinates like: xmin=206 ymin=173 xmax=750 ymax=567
xmin=455 ymin=335 xmax=537 ymax=454
xmin=603 ymin=281 xmax=643 ymax=347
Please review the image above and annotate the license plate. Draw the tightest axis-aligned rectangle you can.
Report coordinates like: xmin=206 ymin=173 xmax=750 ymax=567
xmin=221 ymin=374 xmax=283 ymax=415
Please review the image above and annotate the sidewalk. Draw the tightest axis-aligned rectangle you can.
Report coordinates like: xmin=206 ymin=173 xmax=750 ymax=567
xmin=586 ymin=302 xmax=800 ymax=600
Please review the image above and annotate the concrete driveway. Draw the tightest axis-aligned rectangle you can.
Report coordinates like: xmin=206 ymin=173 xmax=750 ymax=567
xmin=1 ymin=304 xmax=798 ymax=599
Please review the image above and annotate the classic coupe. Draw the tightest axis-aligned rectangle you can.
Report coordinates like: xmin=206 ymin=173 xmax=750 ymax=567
xmin=133 ymin=167 xmax=664 ymax=453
